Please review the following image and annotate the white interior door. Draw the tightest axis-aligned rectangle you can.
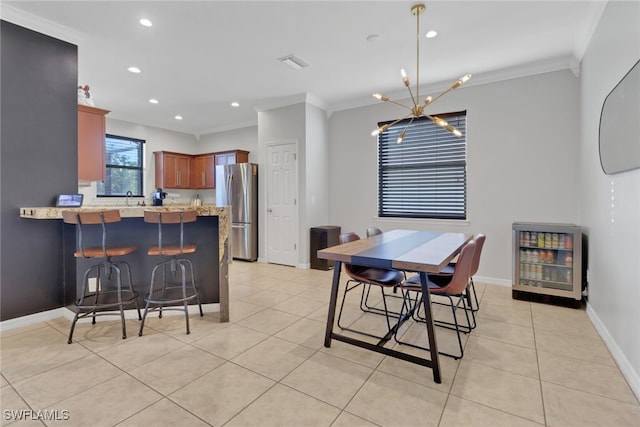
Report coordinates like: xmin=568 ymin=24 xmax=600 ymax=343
xmin=266 ymin=142 xmax=298 ymax=266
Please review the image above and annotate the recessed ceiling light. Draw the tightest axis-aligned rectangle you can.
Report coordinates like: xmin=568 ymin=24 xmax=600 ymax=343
xmin=127 ymin=66 xmax=141 ymax=73
xmin=139 ymin=18 xmax=152 ymax=27
xmin=278 ymin=54 xmax=308 ymax=70
xmin=231 ymin=102 xmax=240 ymax=108
xmin=149 ymin=99 xmax=159 ymax=104
xmin=174 ymin=115 xmax=183 ymax=120
xmin=426 ymin=30 xmax=438 ymax=38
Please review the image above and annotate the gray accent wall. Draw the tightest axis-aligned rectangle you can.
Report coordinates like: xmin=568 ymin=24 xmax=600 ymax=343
xmin=1 ymin=20 xmax=78 ymax=320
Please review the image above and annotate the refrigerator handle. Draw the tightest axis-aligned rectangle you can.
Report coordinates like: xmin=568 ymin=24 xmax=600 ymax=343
xmin=226 ymin=173 xmax=233 ymax=202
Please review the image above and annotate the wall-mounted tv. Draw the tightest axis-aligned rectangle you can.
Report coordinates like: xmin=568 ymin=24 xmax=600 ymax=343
xmin=599 ymin=59 xmax=640 ymax=175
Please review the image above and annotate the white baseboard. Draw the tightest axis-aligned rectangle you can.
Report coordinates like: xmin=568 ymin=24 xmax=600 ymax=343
xmin=474 ymin=275 xmax=512 ymax=287
xmin=586 ymin=303 xmax=640 ymax=401
xmin=1 ymin=304 xmax=220 ymax=332
xmin=0 ymin=308 xmax=70 ymax=332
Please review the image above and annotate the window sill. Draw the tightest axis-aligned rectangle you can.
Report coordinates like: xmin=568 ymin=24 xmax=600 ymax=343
xmin=374 ymin=217 xmax=470 ymax=228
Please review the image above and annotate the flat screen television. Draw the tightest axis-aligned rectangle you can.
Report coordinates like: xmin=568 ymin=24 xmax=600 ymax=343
xmin=599 ymin=59 xmax=640 ymax=175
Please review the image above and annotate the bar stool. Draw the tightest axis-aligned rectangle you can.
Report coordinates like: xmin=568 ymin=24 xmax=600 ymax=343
xmin=62 ymin=210 xmax=141 ymax=344
xmin=139 ymin=209 xmax=203 ymax=336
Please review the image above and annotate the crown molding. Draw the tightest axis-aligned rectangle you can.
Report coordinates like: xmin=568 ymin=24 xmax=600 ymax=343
xmin=328 ymin=55 xmax=580 ymax=114
xmin=0 ymin=3 xmax=85 ymax=45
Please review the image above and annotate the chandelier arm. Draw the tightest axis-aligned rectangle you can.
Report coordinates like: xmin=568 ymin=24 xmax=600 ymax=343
xmin=425 ymin=114 xmax=463 ymax=136
xmin=425 ymin=113 xmax=446 ymax=122
xmin=385 ymin=113 xmax=415 ymax=130
xmin=385 ymin=98 xmax=414 ymax=111
xmin=428 ymin=87 xmax=455 ymax=105
xmin=405 ymin=85 xmax=420 ymax=110
xmin=429 ymin=75 xmax=472 ymax=105
xmin=397 ymin=116 xmax=417 ymax=144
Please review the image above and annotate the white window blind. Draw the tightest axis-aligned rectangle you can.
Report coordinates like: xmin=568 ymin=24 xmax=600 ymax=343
xmin=377 ymin=111 xmax=467 ymax=220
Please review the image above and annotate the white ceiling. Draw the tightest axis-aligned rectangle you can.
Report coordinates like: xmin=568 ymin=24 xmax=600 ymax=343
xmin=2 ymin=1 xmax=607 ymax=137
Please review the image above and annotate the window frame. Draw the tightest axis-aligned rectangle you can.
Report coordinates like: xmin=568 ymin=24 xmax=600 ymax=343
xmin=377 ymin=111 xmax=467 ymax=220
xmin=97 ymin=134 xmax=145 ymax=198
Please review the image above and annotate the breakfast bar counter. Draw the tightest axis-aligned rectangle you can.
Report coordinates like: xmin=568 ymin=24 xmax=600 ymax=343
xmin=20 ymin=205 xmax=231 ymax=322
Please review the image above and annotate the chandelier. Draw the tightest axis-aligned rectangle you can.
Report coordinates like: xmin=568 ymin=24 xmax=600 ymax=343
xmin=372 ymin=3 xmax=471 ymax=143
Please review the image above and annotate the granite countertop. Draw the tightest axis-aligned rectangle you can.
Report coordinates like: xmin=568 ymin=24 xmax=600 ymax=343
xmin=19 ymin=204 xmax=229 ymax=219
xmin=20 ymin=204 xmax=232 ymax=271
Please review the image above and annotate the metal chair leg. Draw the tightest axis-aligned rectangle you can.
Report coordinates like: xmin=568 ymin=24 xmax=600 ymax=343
xmin=394 ymin=290 xmax=470 ymax=360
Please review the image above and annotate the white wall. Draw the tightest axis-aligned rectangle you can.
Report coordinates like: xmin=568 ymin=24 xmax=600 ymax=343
xmin=256 ymin=101 xmax=330 ymax=267
xmin=197 ymin=126 xmax=259 ymax=204
xmin=197 ymin=126 xmax=258 ymax=161
xmin=258 ymin=103 xmax=306 ymax=265
xmin=302 ymin=103 xmax=330 ymax=265
xmin=79 ymin=118 xmax=199 ymax=205
xmin=327 ymin=70 xmax=582 ymax=283
xmin=579 ymin=0 xmax=640 ymax=398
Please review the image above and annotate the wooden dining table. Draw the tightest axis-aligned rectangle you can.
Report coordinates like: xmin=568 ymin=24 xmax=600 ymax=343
xmin=317 ymin=229 xmax=472 ymax=383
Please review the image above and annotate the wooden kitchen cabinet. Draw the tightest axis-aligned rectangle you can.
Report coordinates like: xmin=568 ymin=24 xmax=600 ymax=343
xmin=154 ymin=151 xmax=192 ymax=189
xmin=193 ymin=153 xmax=215 ymax=189
xmin=215 ymin=150 xmax=249 ymax=168
xmin=78 ymin=105 xmax=109 ymax=181
xmin=155 ymin=149 xmax=249 ymax=190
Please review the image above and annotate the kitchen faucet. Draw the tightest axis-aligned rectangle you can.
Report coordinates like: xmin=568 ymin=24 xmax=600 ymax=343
xmin=126 ymin=191 xmax=133 ymax=206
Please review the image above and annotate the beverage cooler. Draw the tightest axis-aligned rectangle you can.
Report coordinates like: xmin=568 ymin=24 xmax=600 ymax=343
xmin=512 ymin=222 xmax=583 ymax=302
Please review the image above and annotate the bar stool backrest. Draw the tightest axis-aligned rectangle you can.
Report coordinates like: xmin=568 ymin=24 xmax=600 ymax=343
xmin=62 ymin=210 xmax=121 ymax=258
xmin=144 ymin=210 xmax=197 ymax=255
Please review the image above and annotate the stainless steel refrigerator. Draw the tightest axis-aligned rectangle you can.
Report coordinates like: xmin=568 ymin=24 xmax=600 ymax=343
xmin=216 ymin=163 xmax=258 ymax=261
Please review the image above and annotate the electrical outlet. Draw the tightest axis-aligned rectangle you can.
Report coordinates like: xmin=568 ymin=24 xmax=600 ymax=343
xmin=88 ymin=277 xmax=97 ymax=293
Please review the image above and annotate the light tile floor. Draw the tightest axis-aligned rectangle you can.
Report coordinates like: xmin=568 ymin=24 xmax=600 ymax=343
xmin=1 ymin=261 xmax=639 ymax=426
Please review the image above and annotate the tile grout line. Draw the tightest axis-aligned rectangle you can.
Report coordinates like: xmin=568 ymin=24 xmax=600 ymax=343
xmin=531 ymin=301 xmax=549 ymax=427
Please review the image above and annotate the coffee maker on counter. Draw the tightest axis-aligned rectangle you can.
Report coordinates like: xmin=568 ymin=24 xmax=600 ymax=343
xmin=152 ymin=188 xmax=167 ymax=206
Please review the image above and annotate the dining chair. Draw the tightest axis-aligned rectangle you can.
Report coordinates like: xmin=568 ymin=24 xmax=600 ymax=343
xmin=359 ymin=226 xmax=397 ymax=313
xmin=336 ymin=232 xmax=405 ymax=340
xmin=366 ymin=227 xmax=383 ymax=237
xmin=429 ymin=234 xmax=486 ymax=327
xmin=395 ymin=239 xmax=476 ymax=359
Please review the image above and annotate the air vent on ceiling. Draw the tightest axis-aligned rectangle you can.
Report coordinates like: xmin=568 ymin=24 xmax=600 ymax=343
xmin=278 ymin=54 xmax=308 ymax=70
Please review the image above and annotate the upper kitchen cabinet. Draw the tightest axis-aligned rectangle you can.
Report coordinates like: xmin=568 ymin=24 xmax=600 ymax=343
xmin=193 ymin=153 xmax=215 ymax=189
xmin=78 ymin=105 xmax=109 ymax=181
xmin=154 ymin=151 xmax=192 ymax=189
xmin=215 ymin=150 xmax=249 ymax=168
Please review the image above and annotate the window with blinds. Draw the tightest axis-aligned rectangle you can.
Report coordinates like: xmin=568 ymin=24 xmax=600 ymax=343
xmin=97 ymin=134 xmax=145 ymax=197
xmin=377 ymin=111 xmax=467 ymax=220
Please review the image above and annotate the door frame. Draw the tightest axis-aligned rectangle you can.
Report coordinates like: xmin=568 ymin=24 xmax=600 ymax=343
xmin=263 ymin=139 xmax=299 ymax=266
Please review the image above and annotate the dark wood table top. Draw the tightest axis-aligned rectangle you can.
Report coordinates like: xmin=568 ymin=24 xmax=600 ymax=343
xmin=318 ymin=229 xmax=472 ymax=273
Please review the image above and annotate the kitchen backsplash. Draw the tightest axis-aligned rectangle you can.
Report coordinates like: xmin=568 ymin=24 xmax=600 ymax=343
xmin=78 ymin=182 xmax=216 ymax=206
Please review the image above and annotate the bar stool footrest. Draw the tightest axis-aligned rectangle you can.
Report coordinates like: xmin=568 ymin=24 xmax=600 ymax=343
xmin=144 ymin=287 xmax=199 ymax=305
xmin=76 ymin=290 xmax=139 ymax=310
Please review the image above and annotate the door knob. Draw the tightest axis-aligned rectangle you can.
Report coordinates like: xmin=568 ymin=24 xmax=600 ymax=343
xmin=267 ymin=208 xmax=273 ymax=212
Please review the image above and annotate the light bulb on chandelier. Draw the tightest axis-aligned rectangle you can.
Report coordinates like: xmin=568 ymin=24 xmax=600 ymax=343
xmin=372 ymin=3 xmax=471 ymax=143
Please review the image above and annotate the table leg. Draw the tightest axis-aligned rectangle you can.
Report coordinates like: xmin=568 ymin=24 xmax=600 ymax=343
xmin=324 ymin=261 xmax=342 ymax=347
xmin=419 ymin=271 xmax=441 ymax=383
